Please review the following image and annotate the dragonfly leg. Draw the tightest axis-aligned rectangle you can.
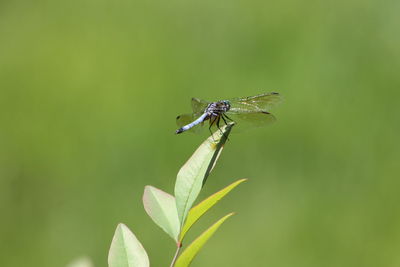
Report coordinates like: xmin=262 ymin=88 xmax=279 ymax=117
xmin=222 ymin=115 xmax=233 ymax=139
xmin=209 ymin=116 xmax=217 ymax=136
xmin=208 ymin=116 xmax=229 ymax=141
xmin=217 ymin=116 xmax=230 ymax=141
xmin=221 ymin=114 xmax=228 ymax=126
xmin=216 ymin=116 xmax=223 ymax=133
xmin=223 ymin=114 xmax=234 ymax=122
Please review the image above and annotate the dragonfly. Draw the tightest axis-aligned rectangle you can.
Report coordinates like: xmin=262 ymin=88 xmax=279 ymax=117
xmin=175 ymin=92 xmax=282 ymax=134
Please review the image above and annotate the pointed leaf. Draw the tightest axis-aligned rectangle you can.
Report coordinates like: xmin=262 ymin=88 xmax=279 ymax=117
xmin=175 ymin=123 xmax=234 ymax=226
xmin=175 ymin=213 xmax=234 ymax=267
xmin=143 ymin=186 xmax=180 ymax=241
xmin=108 ymin=223 xmax=150 ymax=267
xmin=180 ymin=179 xmax=246 ymax=241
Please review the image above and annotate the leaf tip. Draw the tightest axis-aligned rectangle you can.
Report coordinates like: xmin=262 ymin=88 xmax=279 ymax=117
xmin=116 ymin=222 xmax=126 ymax=229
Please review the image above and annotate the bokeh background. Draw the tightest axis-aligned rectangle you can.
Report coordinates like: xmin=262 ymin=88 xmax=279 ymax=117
xmin=1 ymin=0 xmax=399 ymax=266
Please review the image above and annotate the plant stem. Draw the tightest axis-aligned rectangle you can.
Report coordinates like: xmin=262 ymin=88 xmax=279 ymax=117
xmin=170 ymin=242 xmax=182 ymax=267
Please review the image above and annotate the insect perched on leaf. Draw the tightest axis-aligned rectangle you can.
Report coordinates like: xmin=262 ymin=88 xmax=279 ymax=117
xmin=175 ymin=92 xmax=282 ymax=135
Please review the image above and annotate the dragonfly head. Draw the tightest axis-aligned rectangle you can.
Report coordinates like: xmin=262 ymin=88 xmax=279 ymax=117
xmin=222 ymin=100 xmax=231 ymax=111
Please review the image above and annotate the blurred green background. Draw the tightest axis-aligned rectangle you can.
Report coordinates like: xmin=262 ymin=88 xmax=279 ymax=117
xmin=1 ymin=0 xmax=399 ymax=266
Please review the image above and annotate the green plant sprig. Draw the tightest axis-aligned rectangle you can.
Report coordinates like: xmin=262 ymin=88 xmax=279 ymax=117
xmin=108 ymin=123 xmax=247 ymax=267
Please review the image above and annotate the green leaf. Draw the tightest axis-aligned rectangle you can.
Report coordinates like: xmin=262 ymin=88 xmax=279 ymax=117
xmin=143 ymin=186 xmax=180 ymax=241
xmin=175 ymin=123 xmax=234 ymax=226
xmin=174 ymin=213 xmax=234 ymax=267
xmin=180 ymin=179 xmax=246 ymax=241
xmin=108 ymin=223 xmax=150 ymax=267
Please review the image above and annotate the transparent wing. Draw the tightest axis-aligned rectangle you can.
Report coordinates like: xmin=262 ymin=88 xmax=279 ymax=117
xmin=176 ymin=113 xmax=204 ymax=133
xmin=229 ymin=92 xmax=282 ymax=113
xmin=191 ymin=98 xmax=209 ymax=117
xmin=224 ymin=111 xmax=276 ymax=132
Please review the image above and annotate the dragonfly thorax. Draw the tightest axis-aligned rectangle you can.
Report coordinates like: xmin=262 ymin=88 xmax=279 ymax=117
xmin=205 ymin=100 xmax=231 ymax=117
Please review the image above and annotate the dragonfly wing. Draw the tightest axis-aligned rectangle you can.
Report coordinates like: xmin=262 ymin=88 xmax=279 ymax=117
xmin=224 ymin=111 xmax=276 ymax=132
xmin=176 ymin=113 xmax=204 ymax=133
xmin=229 ymin=92 xmax=282 ymax=113
xmin=191 ymin=98 xmax=209 ymax=116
